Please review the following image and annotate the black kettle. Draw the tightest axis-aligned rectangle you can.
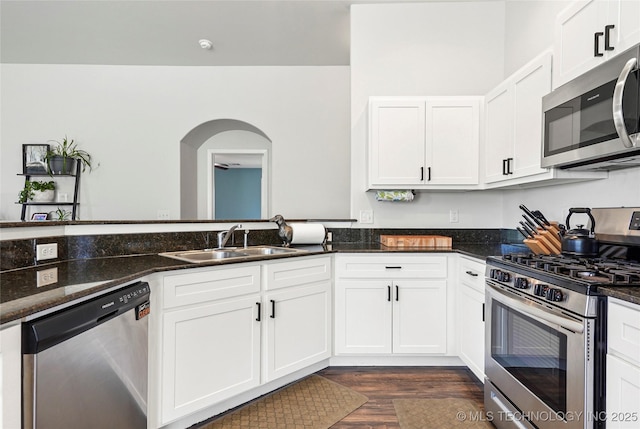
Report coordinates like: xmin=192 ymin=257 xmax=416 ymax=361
xmin=559 ymin=207 xmax=599 ymax=257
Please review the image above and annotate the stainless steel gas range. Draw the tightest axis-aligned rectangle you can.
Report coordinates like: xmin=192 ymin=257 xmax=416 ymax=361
xmin=484 ymin=207 xmax=640 ymax=429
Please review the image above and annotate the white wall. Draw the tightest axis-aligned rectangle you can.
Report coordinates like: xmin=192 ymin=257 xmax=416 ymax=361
xmin=350 ymin=2 xmax=507 ymax=228
xmin=503 ymin=0 xmax=572 ymax=76
xmin=0 ymin=64 xmax=350 ymax=220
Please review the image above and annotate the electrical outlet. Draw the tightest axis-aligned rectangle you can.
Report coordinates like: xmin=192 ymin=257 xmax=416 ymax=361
xmin=360 ymin=210 xmax=374 ymax=224
xmin=37 ymin=268 xmax=58 ymax=287
xmin=157 ymin=210 xmax=170 ymax=220
xmin=449 ymin=209 xmax=459 ymax=223
xmin=36 ymin=243 xmax=58 ymax=261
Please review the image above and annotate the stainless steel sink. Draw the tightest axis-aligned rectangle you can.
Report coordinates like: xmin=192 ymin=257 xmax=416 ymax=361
xmin=241 ymin=246 xmax=299 ymax=256
xmin=159 ymin=246 xmax=305 ymax=263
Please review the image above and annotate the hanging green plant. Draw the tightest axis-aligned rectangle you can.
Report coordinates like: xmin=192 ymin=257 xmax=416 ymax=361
xmin=18 ymin=180 xmax=56 ymax=203
xmin=46 ymin=136 xmax=93 ymax=174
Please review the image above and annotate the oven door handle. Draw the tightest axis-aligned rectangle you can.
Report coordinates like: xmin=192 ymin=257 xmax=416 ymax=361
xmin=487 ymin=282 xmax=584 ymax=334
xmin=612 ymin=56 xmax=639 ymax=148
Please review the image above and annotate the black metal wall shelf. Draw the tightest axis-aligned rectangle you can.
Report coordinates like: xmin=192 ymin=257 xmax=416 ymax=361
xmin=17 ymin=162 xmax=81 ymax=220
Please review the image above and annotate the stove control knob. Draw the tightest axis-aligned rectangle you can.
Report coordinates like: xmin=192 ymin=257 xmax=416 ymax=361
xmin=498 ymin=271 xmax=510 ymax=282
xmin=545 ymin=288 xmax=564 ymax=302
xmin=533 ymin=284 xmax=548 ymax=297
xmin=514 ymin=277 xmax=529 ymax=289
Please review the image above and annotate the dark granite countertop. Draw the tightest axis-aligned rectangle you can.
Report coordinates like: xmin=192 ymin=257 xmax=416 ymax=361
xmin=0 ymin=242 xmax=497 ymax=324
xmin=596 ymin=286 xmax=640 ymax=306
xmin=3 ymin=241 xmax=638 ymax=325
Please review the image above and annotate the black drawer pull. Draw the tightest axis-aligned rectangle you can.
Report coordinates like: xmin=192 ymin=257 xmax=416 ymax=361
xmin=385 ymin=266 xmax=402 ymax=269
xmin=256 ymin=302 xmax=261 ymax=321
xmin=270 ymin=299 xmax=276 ymax=318
xmin=465 ymin=270 xmax=479 ymax=277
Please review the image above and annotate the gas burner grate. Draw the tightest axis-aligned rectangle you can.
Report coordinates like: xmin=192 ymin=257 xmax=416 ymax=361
xmin=502 ymin=253 xmax=640 ymax=286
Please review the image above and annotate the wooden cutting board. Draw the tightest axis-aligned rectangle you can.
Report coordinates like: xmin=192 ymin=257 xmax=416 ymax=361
xmin=380 ymin=235 xmax=452 ymax=248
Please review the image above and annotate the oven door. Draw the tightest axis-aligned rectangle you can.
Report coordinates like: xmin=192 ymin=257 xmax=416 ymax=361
xmin=484 ymin=281 xmax=593 ymax=429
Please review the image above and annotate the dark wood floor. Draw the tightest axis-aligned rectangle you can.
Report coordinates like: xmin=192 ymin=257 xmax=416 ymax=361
xmin=317 ymin=366 xmax=485 ymax=429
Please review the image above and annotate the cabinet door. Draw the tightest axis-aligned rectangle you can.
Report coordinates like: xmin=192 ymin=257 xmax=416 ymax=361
xmin=554 ymin=0 xmax=609 ymax=87
xmin=458 ymin=283 xmax=485 ymax=381
xmin=610 ymin=0 xmax=640 ymax=55
xmin=484 ymin=83 xmax=513 ymax=184
xmin=606 ymin=354 xmax=640 ymax=428
xmin=511 ymin=51 xmax=552 ymax=179
xmin=334 ymin=279 xmax=392 ymax=354
xmin=426 ymin=97 xmax=480 ymax=185
xmin=1 ymin=324 xmax=21 ymax=429
xmin=368 ymin=97 xmax=426 ymax=187
xmin=160 ymin=295 xmax=261 ymax=424
xmin=262 ymin=281 xmax=331 ymax=382
xmin=392 ymin=279 xmax=447 ymax=354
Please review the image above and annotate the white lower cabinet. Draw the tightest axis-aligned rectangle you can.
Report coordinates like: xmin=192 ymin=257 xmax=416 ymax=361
xmin=457 ymin=256 xmax=486 ymax=382
xmin=335 ymin=254 xmax=448 ymax=355
xmin=607 ymin=298 xmax=640 ymax=428
xmin=1 ymin=323 xmax=21 ymax=429
xmin=158 ymin=264 xmax=262 ymax=425
xmin=160 ymin=295 xmax=261 ymax=424
xmin=263 ymin=282 xmax=331 ymax=381
xmin=153 ymin=255 xmax=332 ymax=427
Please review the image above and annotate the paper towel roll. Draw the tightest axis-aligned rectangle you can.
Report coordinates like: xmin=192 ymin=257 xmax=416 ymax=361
xmin=290 ymin=223 xmax=326 ymax=245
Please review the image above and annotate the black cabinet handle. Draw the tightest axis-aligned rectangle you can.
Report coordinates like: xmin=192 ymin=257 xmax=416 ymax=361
xmin=605 ymin=24 xmax=615 ymax=51
xmin=507 ymin=158 xmax=513 ymax=174
xmin=395 ymin=285 xmax=399 ymax=301
xmin=465 ymin=270 xmax=478 ymax=277
xmin=482 ymin=303 xmax=485 ymax=322
xmin=502 ymin=159 xmax=507 ymax=175
xmin=256 ymin=302 xmax=261 ymax=321
xmin=420 ymin=166 xmax=424 ymax=181
xmin=385 ymin=266 xmax=402 ymax=270
xmin=387 ymin=285 xmax=391 ymax=302
xmin=594 ymin=32 xmax=604 ymax=57
xmin=427 ymin=166 xmax=431 ymax=181
xmin=270 ymin=299 xmax=275 ymax=318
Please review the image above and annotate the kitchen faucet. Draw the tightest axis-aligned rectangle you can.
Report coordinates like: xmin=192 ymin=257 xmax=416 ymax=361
xmin=217 ymin=224 xmax=241 ymax=248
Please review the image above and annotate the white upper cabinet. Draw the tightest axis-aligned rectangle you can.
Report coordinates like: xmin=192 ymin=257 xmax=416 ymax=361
xmin=554 ymin=0 xmax=640 ymax=88
xmin=368 ymin=96 xmax=481 ymax=189
xmin=426 ymin=98 xmax=481 ymax=185
xmin=369 ymin=97 xmax=426 ymax=187
xmin=484 ymin=51 xmax=552 ymax=184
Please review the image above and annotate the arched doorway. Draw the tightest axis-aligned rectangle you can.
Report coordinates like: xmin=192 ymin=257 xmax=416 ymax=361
xmin=180 ymin=119 xmax=272 ymax=219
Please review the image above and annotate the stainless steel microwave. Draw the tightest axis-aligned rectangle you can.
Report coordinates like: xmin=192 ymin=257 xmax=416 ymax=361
xmin=542 ymin=44 xmax=640 ymax=171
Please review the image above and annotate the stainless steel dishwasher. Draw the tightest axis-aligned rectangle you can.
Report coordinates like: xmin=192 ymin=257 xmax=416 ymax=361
xmin=22 ymin=281 xmax=151 ymax=429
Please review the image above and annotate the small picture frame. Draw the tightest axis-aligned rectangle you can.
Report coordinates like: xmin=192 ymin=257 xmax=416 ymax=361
xmin=31 ymin=212 xmax=49 ymax=221
xmin=23 ymin=144 xmax=50 ymax=174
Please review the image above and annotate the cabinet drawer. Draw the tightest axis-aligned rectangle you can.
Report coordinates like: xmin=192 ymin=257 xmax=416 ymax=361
xmin=263 ymin=256 xmax=331 ymax=291
xmin=608 ymin=298 xmax=640 ymax=367
xmin=335 ymin=254 xmax=447 ymax=279
xmin=459 ymin=255 xmax=485 ymax=293
xmin=163 ymin=264 xmax=261 ymax=308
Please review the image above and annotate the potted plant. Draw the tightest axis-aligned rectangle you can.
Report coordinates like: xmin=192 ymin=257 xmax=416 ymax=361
xmin=18 ymin=180 xmax=56 ymax=203
xmin=46 ymin=136 xmax=93 ymax=175
xmin=52 ymin=208 xmax=71 ymax=221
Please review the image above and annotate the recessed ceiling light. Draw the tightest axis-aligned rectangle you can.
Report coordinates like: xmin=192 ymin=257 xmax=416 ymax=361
xmin=198 ymin=39 xmax=213 ymax=50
